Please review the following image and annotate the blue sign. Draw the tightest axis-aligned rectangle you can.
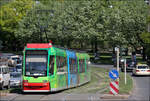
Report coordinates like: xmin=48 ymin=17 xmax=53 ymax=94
xmin=109 ymin=69 xmax=119 ymax=80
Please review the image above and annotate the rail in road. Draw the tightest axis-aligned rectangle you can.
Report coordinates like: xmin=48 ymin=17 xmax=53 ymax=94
xmin=1 ymin=64 xmax=150 ymax=101
xmin=89 ymin=63 xmax=114 ymax=70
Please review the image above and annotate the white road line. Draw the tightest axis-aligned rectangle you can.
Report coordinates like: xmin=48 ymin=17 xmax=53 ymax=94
xmin=111 ymin=71 xmax=117 ymax=78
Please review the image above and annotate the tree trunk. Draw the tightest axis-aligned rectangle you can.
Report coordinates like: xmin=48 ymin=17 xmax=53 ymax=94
xmin=80 ymin=41 xmax=83 ymax=50
xmin=91 ymin=40 xmax=94 ymax=53
xmin=44 ymin=30 xmax=48 ymax=43
xmin=67 ymin=40 xmax=71 ymax=48
xmin=60 ymin=39 xmax=64 ymax=47
xmin=143 ymin=47 xmax=146 ymax=60
xmin=94 ymin=37 xmax=98 ymax=53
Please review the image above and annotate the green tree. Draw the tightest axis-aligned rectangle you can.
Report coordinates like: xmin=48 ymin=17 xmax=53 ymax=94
xmin=13 ymin=0 xmax=149 ymax=54
xmin=0 ymin=0 xmax=33 ymax=51
xmin=104 ymin=0 xmax=148 ymax=52
xmin=0 ymin=40 xmax=3 ymax=50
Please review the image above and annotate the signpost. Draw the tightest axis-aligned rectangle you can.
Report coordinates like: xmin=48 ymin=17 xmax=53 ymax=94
xmin=109 ymin=69 xmax=119 ymax=95
xmin=115 ymin=47 xmax=120 ymax=82
xmin=124 ymin=59 xmax=127 ymax=84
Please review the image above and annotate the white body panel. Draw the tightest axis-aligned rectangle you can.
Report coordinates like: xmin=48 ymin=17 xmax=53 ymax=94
xmin=0 ymin=66 xmax=10 ymax=87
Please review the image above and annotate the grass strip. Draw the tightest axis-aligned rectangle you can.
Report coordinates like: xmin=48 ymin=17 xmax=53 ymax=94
xmin=64 ymin=67 xmax=133 ymax=94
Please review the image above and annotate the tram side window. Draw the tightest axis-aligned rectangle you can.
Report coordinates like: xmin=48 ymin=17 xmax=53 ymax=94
xmin=69 ymin=58 xmax=77 ymax=73
xmin=79 ymin=59 xmax=85 ymax=73
xmin=74 ymin=59 xmax=78 ymax=73
xmin=83 ymin=59 xmax=85 ymax=72
xmin=49 ymin=56 xmax=54 ymax=75
xmin=57 ymin=56 xmax=67 ymax=73
xmin=79 ymin=59 xmax=82 ymax=72
xmin=86 ymin=59 xmax=89 ymax=71
xmin=69 ymin=58 xmax=72 ymax=73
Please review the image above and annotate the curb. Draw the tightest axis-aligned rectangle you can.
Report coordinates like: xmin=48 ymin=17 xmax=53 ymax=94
xmin=129 ymin=76 xmax=135 ymax=95
xmin=0 ymin=92 xmax=9 ymax=96
xmin=100 ymin=94 xmax=130 ymax=99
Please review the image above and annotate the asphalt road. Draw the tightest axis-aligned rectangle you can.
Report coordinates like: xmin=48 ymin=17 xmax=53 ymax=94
xmin=1 ymin=64 xmax=150 ymax=101
xmin=128 ymin=74 xmax=150 ymax=101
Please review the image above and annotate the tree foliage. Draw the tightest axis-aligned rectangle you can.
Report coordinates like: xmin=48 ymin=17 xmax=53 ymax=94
xmin=0 ymin=0 xmax=33 ymax=50
xmin=0 ymin=0 xmax=149 ymax=55
xmin=0 ymin=0 xmax=33 ymax=32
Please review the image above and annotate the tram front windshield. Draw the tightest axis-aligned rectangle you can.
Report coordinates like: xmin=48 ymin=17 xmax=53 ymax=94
xmin=25 ymin=50 xmax=48 ymax=76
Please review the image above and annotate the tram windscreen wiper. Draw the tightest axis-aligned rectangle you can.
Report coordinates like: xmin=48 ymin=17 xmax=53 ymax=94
xmin=26 ymin=70 xmax=46 ymax=76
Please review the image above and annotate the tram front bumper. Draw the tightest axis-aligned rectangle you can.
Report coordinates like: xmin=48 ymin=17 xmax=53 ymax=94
xmin=23 ymin=82 xmax=50 ymax=92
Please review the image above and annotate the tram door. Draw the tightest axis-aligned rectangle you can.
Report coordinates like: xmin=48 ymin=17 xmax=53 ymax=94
xmin=67 ymin=51 xmax=77 ymax=87
xmin=69 ymin=58 xmax=77 ymax=87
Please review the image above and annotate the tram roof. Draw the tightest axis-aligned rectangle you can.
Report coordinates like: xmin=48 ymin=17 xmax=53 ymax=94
xmin=66 ymin=50 xmax=76 ymax=59
xmin=76 ymin=53 xmax=90 ymax=59
xmin=25 ymin=43 xmax=90 ymax=59
xmin=26 ymin=43 xmax=52 ymax=48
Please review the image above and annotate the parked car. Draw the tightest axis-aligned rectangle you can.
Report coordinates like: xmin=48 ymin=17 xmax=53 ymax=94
xmin=132 ymin=64 xmax=150 ymax=76
xmin=9 ymin=55 xmax=21 ymax=64
xmin=113 ymin=57 xmax=125 ymax=68
xmin=147 ymin=56 xmax=150 ymax=65
xmin=121 ymin=59 xmax=136 ymax=72
xmin=16 ymin=64 xmax=22 ymax=72
xmin=9 ymin=67 xmax=17 ymax=72
xmin=0 ymin=65 xmax=10 ymax=89
xmin=10 ymin=72 xmax=21 ymax=87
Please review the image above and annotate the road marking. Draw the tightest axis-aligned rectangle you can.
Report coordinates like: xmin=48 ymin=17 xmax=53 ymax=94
xmin=111 ymin=71 xmax=117 ymax=78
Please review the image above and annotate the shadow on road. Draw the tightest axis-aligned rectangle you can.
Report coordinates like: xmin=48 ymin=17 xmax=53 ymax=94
xmin=9 ymin=88 xmax=64 ymax=95
xmin=132 ymin=75 xmax=150 ymax=77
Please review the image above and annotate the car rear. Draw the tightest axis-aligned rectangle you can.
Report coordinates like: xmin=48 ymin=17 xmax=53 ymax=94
xmin=10 ymin=72 xmax=21 ymax=87
xmin=134 ymin=65 xmax=150 ymax=76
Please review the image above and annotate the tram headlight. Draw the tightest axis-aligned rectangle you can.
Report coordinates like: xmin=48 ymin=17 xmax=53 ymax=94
xmin=23 ymin=80 xmax=28 ymax=86
xmin=23 ymin=80 xmax=28 ymax=83
xmin=43 ymin=80 xmax=47 ymax=83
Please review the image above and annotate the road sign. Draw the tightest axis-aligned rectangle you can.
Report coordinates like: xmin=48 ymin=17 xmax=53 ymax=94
xmin=110 ymin=81 xmax=119 ymax=95
xmin=109 ymin=69 xmax=119 ymax=80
